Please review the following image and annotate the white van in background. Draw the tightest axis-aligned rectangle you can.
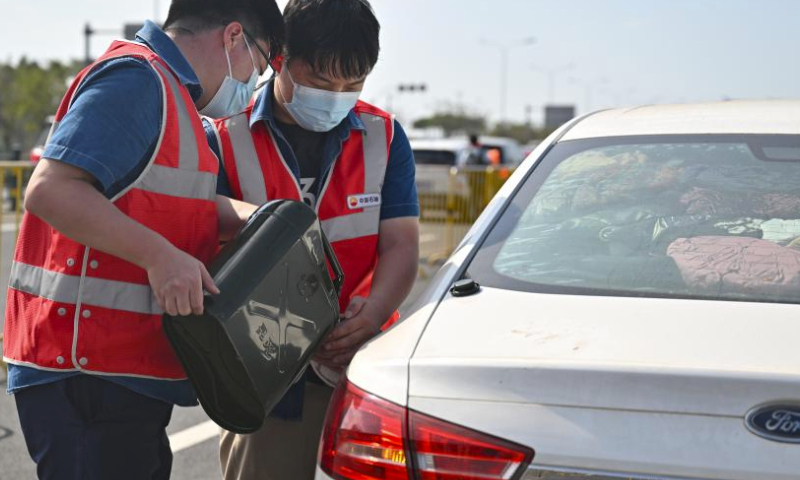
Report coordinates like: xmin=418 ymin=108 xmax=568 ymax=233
xmin=411 ymin=135 xmax=524 ymax=167
xmin=411 ymin=136 xmax=523 ymax=223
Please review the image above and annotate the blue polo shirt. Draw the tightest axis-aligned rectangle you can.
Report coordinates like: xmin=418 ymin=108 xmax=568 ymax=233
xmin=6 ymin=21 xmax=200 ymax=407
xmin=204 ymin=83 xmax=419 ymax=419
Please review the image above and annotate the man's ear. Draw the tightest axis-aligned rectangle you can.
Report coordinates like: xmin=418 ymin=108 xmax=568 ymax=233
xmin=222 ymin=21 xmax=245 ymax=50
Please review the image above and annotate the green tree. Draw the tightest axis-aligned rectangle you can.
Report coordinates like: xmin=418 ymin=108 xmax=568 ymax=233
xmin=413 ymin=113 xmax=487 ymax=137
xmin=0 ymin=58 xmax=81 ymax=155
xmin=489 ymin=122 xmax=553 ymax=144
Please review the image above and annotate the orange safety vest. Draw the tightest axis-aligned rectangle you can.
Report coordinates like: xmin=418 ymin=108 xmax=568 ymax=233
xmin=2 ymin=41 xmax=219 ymax=380
xmin=210 ymin=101 xmax=399 ymax=327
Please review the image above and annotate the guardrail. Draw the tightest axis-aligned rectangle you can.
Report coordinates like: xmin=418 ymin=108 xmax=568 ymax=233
xmin=416 ymin=165 xmax=513 ymax=263
xmin=0 ymin=161 xmax=35 ymax=375
xmin=0 ymin=160 xmax=31 ymax=225
xmin=0 ymin=161 xmax=514 ymax=373
xmin=0 ymin=162 xmax=515 ymax=263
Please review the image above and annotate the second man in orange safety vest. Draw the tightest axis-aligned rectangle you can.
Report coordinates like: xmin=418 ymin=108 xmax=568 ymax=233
xmin=204 ymin=1 xmax=420 ymax=478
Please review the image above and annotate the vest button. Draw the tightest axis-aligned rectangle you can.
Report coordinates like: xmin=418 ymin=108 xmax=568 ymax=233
xmin=56 ymin=356 xmax=65 ymax=365
xmin=82 ymin=309 xmax=92 ymax=319
xmin=79 ymin=357 xmax=88 ymax=366
xmin=57 ymin=308 xmax=67 ymax=316
xmin=89 ymin=260 xmax=99 ymax=269
xmin=66 ymin=258 xmax=75 ymax=267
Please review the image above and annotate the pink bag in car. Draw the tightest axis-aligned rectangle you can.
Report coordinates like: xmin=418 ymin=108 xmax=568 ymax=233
xmin=667 ymin=236 xmax=800 ymax=295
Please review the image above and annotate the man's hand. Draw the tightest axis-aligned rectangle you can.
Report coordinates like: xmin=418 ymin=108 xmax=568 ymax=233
xmin=145 ymin=244 xmax=219 ymax=316
xmin=312 ymin=217 xmax=419 ymax=367
xmin=314 ymin=296 xmax=383 ymax=367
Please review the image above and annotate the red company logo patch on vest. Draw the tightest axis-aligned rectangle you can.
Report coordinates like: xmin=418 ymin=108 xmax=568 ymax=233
xmin=347 ymin=194 xmax=382 ymax=210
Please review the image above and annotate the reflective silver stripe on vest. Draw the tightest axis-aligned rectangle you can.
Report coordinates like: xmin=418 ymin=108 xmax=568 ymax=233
xmin=110 ymin=60 xmax=216 ymax=202
xmin=225 ymin=114 xmax=268 ymax=204
xmin=321 ymin=212 xmax=380 ymax=243
xmin=360 ymin=113 xmax=390 ymax=193
xmin=318 ymin=113 xmax=390 ymax=243
xmin=137 ymin=164 xmax=217 ymax=201
xmin=9 ymin=262 xmax=161 ymax=315
xmin=152 ymin=62 xmax=199 ymax=172
xmin=126 ymin=62 xmax=215 ymax=201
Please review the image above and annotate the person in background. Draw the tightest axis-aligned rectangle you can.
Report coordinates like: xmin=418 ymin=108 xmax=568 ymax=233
xmin=2 ymin=1 xmax=283 ymax=479
xmin=205 ymin=0 xmax=419 ymax=478
xmin=487 ymin=147 xmax=502 ymax=166
xmin=460 ymin=133 xmax=488 ymax=165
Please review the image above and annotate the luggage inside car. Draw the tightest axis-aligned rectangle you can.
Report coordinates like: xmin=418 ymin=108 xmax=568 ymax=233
xmin=667 ymin=236 xmax=800 ymax=297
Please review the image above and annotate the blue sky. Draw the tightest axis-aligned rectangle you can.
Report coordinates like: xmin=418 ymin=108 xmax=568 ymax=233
xmin=1 ymin=0 xmax=798 ymax=125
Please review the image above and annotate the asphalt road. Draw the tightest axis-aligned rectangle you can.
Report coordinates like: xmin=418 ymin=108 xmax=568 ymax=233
xmin=0 ymin=221 xmax=446 ymax=480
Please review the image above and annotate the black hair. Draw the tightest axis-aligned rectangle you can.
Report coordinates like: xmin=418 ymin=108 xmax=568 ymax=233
xmin=163 ymin=0 xmax=285 ymax=63
xmin=283 ymin=0 xmax=380 ymax=79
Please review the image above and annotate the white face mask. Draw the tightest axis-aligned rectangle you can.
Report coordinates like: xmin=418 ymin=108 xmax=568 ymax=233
xmin=200 ymin=36 xmax=259 ymax=118
xmin=280 ymin=68 xmax=361 ymax=132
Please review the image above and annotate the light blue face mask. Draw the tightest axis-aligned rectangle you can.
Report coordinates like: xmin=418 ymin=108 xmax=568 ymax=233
xmin=281 ymin=69 xmax=361 ymax=132
xmin=200 ymin=37 xmax=259 ymax=118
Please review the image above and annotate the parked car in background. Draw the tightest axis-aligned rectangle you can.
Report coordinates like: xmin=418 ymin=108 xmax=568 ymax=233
xmin=28 ymin=115 xmax=55 ymax=162
xmin=412 ymin=135 xmax=524 ymax=167
xmin=413 ymin=136 xmax=523 ymax=223
xmin=316 ymin=101 xmax=800 ymax=480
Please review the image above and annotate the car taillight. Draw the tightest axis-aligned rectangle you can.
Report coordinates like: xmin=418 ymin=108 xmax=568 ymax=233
xmin=319 ymin=380 xmax=534 ymax=480
xmin=409 ymin=410 xmax=533 ymax=480
xmin=319 ymin=380 xmax=410 ymax=480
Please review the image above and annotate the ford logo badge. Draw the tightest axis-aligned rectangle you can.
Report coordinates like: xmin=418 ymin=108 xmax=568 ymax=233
xmin=745 ymin=403 xmax=800 ymax=443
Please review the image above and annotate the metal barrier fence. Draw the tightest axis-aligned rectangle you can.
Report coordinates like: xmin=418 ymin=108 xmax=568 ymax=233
xmin=0 ymin=161 xmax=33 ymax=375
xmin=0 ymin=162 xmax=513 ymax=373
xmin=416 ymin=165 xmax=513 ymax=263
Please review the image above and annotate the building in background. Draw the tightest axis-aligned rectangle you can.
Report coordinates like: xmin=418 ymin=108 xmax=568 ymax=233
xmin=544 ymin=105 xmax=575 ymax=130
xmin=124 ymin=23 xmax=145 ymax=40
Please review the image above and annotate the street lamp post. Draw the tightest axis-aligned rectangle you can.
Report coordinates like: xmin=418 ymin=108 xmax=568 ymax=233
xmin=385 ymin=83 xmax=427 ymax=114
xmin=84 ymin=23 xmax=92 ymax=65
xmin=480 ymin=37 xmax=536 ymax=125
xmin=531 ymin=63 xmax=574 ymax=104
xmin=568 ymin=76 xmax=609 ymax=114
xmin=83 ymin=23 xmax=121 ymax=66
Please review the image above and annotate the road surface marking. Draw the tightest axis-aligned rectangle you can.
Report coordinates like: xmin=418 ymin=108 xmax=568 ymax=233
xmin=169 ymin=420 xmax=219 ymax=453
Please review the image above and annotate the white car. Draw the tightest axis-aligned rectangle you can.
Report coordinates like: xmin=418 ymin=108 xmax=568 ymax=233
xmin=316 ymin=101 xmax=800 ymax=480
xmin=413 ymin=137 xmax=523 ymax=224
xmin=412 ymin=136 xmax=525 ymax=167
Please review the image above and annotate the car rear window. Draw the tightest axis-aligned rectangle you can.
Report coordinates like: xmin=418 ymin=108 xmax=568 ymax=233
xmin=413 ymin=149 xmax=457 ymax=166
xmin=467 ymin=135 xmax=800 ymax=304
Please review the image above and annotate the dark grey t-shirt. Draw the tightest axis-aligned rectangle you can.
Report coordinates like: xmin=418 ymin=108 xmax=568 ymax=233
xmin=275 ymin=119 xmax=327 ymax=208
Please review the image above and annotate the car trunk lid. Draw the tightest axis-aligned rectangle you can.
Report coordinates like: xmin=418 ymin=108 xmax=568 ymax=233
xmin=409 ymin=287 xmax=800 ymax=417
